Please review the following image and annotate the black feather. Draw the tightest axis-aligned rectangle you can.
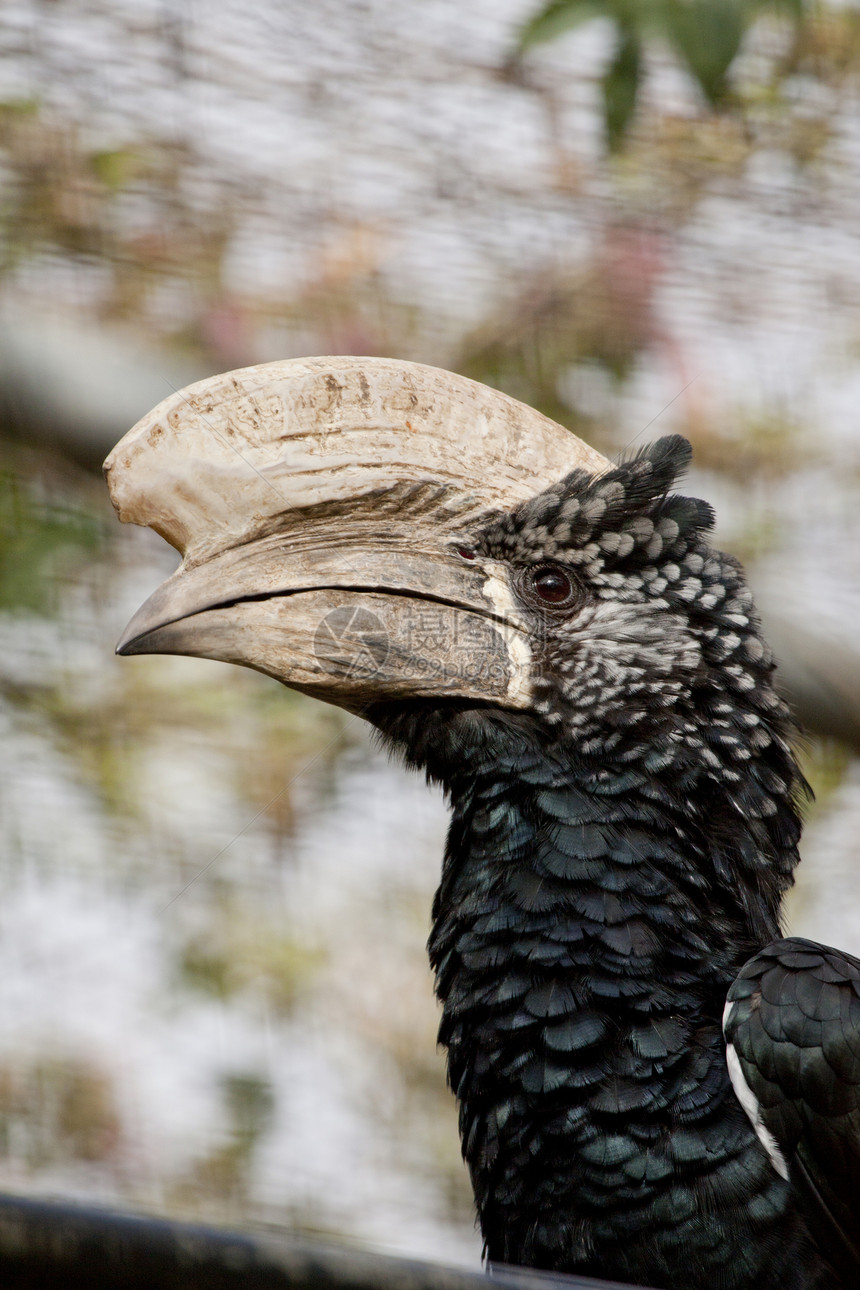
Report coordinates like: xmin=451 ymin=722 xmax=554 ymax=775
xmin=370 ymin=438 xmax=844 ymax=1289
xmin=727 ymin=939 xmax=860 ymax=1284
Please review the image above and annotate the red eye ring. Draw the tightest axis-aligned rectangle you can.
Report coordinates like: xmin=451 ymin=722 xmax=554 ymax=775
xmin=456 ymin=547 xmax=477 ymax=561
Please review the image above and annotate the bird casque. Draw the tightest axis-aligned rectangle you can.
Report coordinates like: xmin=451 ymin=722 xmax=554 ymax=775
xmin=106 ymin=358 xmax=860 ymax=1290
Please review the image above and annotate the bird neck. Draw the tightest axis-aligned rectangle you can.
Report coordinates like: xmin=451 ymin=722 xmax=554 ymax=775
xmin=422 ymin=704 xmax=796 ymax=975
xmin=430 ymin=721 xmax=783 ymax=1073
xmin=374 ymin=702 xmax=803 ymax=1275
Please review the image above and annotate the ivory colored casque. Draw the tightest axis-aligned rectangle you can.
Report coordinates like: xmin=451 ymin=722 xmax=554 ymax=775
xmin=106 ymin=357 xmax=609 ymax=712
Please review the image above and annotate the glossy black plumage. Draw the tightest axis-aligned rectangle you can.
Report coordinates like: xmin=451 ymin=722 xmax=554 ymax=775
xmin=109 ymin=364 xmax=860 ymax=1290
xmin=725 ymin=938 xmax=860 ymax=1283
xmin=372 ymin=438 xmax=856 ymax=1289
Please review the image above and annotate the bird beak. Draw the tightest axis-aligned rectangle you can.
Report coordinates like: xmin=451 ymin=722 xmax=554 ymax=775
xmin=106 ymin=358 xmax=607 ymax=715
xmin=113 ymin=524 xmax=535 ymax=714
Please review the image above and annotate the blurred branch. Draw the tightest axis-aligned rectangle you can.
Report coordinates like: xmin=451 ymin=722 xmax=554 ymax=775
xmin=0 ymin=1193 xmax=651 ymax=1290
xmin=0 ymin=312 xmax=204 ymax=471
xmin=753 ymin=581 xmax=860 ymax=754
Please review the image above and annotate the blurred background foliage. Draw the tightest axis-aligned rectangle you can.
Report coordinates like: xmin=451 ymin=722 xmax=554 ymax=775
xmin=518 ymin=0 xmax=810 ymax=148
xmin=0 ymin=0 xmax=859 ymax=1270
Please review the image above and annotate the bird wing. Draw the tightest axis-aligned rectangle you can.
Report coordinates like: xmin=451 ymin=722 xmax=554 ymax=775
xmin=723 ymin=936 xmax=860 ymax=1280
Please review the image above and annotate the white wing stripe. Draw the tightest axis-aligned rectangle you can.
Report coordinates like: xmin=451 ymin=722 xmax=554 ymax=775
xmin=726 ymin=1041 xmax=790 ymax=1182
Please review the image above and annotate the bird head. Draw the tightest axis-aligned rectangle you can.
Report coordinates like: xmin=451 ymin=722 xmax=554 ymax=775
xmin=106 ymin=357 xmax=606 ymax=715
xmin=107 ymin=357 xmax=784 ymax=785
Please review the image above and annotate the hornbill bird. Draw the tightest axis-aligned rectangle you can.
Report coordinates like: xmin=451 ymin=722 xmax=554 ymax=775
xmin=106 ymin=358 xmax=860 ymax=1290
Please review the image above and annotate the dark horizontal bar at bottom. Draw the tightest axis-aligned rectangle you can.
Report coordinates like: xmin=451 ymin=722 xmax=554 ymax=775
xmin=0 ymin=1192 xmax=654 ymax=1290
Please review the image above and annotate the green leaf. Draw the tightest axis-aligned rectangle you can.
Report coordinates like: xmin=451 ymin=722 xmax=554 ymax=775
xmin=518 ymin=0 xmax=607 ymax=50
xmin=603 ymin=24 xmax=643 ymax=149
xmin=663 ymin=0 xmax=746 ymax=105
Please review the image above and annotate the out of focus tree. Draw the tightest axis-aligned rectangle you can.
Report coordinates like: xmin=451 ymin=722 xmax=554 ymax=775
xmin=518 ymin=0 xmax=809 ymax=148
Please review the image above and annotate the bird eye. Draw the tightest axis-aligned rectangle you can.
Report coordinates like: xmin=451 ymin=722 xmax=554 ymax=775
xmin=456 ymin=547 xmax=477 ymax=561
xmin=522 ymin=564 xmax=580 ymax=609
